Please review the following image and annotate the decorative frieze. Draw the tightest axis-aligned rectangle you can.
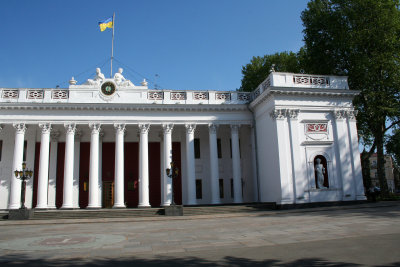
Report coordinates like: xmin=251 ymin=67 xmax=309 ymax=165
xmin=2 ymin=90 xmax=19 ymax=99
xmin=293 ymin=75 xmax=329 ymax=86
xmin=27 ymin=90 xmax=44 ymax=99
xmin=52 ymin=90 xmax=68 ymax=99
xmin=193 ymin=92 xmax=209 ymax=100
xmin=306 ymin=123 xmax=328 ymax=133
xmin=215 ymin=93 xmax=231 ymax=101
xmin=148 ymin=91 xmax=163 ymax=100
xmin=170 ymin=92 xmax=186 ymax=100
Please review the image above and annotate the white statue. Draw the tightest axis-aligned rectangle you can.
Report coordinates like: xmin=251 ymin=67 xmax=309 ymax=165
xmin=85 ymin=68 xmax=105 ymax=85
xmin=315 ymin=158 xmax=327 ymax=189
xmin=113 ymin=68 xmax=134 ymax=86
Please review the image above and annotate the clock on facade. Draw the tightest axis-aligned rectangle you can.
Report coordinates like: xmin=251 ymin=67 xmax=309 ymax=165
xmin=101 ymin=81 xmax=116 ymax=96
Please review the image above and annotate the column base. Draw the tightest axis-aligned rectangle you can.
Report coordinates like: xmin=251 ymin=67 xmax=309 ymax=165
xmin=34 ymin=207 xmax=49 ymax=210
xmin=138 ymin=204 xmax=151 ymax=208
xmin=8 ymin=204 xmax=21 ymax=210
xmin=112 ymin=204 xmax=126 ymax=209
xmin=86 ymin=206 xmax=101 ymax=209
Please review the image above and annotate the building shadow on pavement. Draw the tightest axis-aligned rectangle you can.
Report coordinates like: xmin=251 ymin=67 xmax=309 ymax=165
xmin=1 ymin=255 xmax=399 ymax=267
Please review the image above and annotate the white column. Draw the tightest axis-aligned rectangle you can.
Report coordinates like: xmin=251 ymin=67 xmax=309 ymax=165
xmin=98 ymin=131 xmax=104 ymax=207
xmin=8 ymin=123 xmax=26 ymax=209
xmin=61 ymin=123 xmax=76 ymax=209
xmin=138 ymin=124 xmax=151 ymax=207
xmin=87 ymin=123 xmax=101 ymax=209
xmin=162 ymin=124 xmax=174 ymax=206
xmin=346 ymin=110 xmax=367 ymax=200
xmin=48 ymin=130 xmax=59 ymax=209
xmin=209 ymin=124 xmax=221 ymax=204
xmin=113 ymin=123 xmax=126 ymax=208
xmin=250 ymin=125 xmax=259 ymax=202
xmin=36 ymin=123 xmax=52 ymax=209
xmin=333 ymin=110 xmax=353 ymax=200
xmin=231 ymin=124 xmax=243 ymax=203
xmin=185 ymin=124 xmax=197 ymax=205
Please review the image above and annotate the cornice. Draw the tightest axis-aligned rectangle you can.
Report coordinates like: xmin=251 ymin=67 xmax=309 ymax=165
xmin=0 ymin=103 xmax=249 ymax=112
xmin=249 ymin=87 xmax=359 ymax=110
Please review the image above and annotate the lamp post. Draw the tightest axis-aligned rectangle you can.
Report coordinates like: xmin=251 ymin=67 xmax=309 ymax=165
xmin=165 ymin=161 xmax=179 ymax=205
xmin=14 ymin=162 xmax=33 ymax=209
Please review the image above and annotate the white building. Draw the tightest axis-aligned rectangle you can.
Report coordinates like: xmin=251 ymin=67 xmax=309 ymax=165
xmin=0 ymin=69 xmax=366 ymax=210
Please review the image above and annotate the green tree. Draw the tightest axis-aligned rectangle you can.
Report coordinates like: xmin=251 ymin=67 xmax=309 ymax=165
xmin=301 ymin=0 xmax=400 ymax=196
xmin=239 ymin=51 xmax=303 ymax=92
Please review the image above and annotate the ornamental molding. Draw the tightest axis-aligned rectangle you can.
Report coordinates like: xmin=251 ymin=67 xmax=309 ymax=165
xmin=270 ymin=109 xmax=287 ymax=120
xmin=13 ymin=123 xmax=26 ymax=133
xmin=346 ymin=109 xmax=358 ymax=121
xmin=39 ymin=123 xmax=52 ymax=134
xmin=287 ymin=109 xmax=300 ymax=119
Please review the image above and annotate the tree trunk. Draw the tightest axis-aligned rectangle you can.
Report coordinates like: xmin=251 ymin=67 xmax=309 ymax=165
xmin=361 ymin=151 xmax=372 ymax=191
xmin=376 ymin=124 xmax=389 ymax=197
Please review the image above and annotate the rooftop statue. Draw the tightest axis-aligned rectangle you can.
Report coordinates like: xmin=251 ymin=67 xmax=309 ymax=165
xmin=114 ymin=68 xmax=134 ymax=87
xmin=85 ymin=68 xmax=105 ymax=85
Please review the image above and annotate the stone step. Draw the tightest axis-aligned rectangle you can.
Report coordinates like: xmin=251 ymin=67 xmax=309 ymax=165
xmin=0 ymin=203 xmax=276 ymax=220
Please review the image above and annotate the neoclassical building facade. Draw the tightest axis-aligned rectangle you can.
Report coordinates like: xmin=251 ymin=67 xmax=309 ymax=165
xmin=0 ymin=70 xmax=366 ymax=210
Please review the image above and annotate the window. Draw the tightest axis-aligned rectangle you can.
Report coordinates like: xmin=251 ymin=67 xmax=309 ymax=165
xmin=219 ymin=179 xmax=224 ymax=198
xmin=196 ymin=179 xmax=202 ymax=199
xmin=0 ymin=140 xmax=2 ymax=161
xmin=22 ymin=140 xmax=27 ymax=162
xmin=194 ymin=138 xmax=200 ymax=159
xmin=217 ymin=138 xmax=222 ymax=158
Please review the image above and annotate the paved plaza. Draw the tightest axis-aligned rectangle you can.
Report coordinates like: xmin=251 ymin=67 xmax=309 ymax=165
xmin=0 ymin=202 xmax=399 ymax=266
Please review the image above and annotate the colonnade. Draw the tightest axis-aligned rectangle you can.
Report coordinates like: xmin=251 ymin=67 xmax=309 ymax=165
xmin=7 ymin=122 xmax=244 ymax=209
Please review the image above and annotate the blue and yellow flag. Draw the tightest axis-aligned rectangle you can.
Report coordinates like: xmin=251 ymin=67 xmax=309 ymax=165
xmin=98 ymin=17 xmax=113 ymax=32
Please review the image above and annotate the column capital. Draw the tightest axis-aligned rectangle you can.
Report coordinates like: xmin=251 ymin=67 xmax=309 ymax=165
xmin=89 ymin=123 xmax=102 ymax=133
xmin=50 ymin=130 xmax=60 ymax=142
xmin=269 ymin=109 xmax=287 ymax=120
xmin=64 ymin=123 xmax=76 ymax=134
xmin=208 ymin=123 xmax=218 ymax=134
xmin=138 ymin=124 xmax=150 ymax=134
xmin=334 ymin=109 xmax=346 ymax=120
xmin=185 ymin=124 xmax=196 ymax=134
xmin=288 ymin=109 xmax=300 ymax=119
xmin=39 ymin=123 xmax=52 ymax=134
xmin=230 ymin=124 xmax=240 ymax=134
xmin=114 ymin=123 xmax=126 ymax=133
xmin=346 ymin=110 xmax=358 ymax=121
xmin=162 ymin=123 xmax=174 ymax=134
xmin=13 ymin=123 xmax=26 ymax=133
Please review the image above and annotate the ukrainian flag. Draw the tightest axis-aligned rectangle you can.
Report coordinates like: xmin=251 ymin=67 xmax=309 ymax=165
xmin=98 ymin=17 xmax=113 ymax=32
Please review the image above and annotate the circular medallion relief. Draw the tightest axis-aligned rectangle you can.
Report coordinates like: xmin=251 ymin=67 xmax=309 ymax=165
xmin=101 ymin=81 xmax=116 ymax=96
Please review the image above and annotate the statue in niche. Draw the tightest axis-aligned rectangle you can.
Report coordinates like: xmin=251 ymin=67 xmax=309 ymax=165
xmin=113 ymin=68 xmax=134 ymax=87
xmin=85 ymin=68 xmax=105 ymax=85
xmin=314 ymin=157 xmax=328 ymax=189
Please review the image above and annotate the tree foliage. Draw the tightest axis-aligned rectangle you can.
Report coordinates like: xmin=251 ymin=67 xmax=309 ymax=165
xmin=301 ymin=0 xmax=400 ymax=195
xmin=239 ymin=51 xmax=303 ymax=92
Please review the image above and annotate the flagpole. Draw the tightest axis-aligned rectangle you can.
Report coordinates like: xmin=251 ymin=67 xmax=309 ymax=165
xmin=110 ymin=12 xmax=115 ymax=78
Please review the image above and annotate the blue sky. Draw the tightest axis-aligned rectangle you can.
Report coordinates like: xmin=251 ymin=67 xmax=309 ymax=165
xmin=1 ymin=0 xmax=309 ymax=91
